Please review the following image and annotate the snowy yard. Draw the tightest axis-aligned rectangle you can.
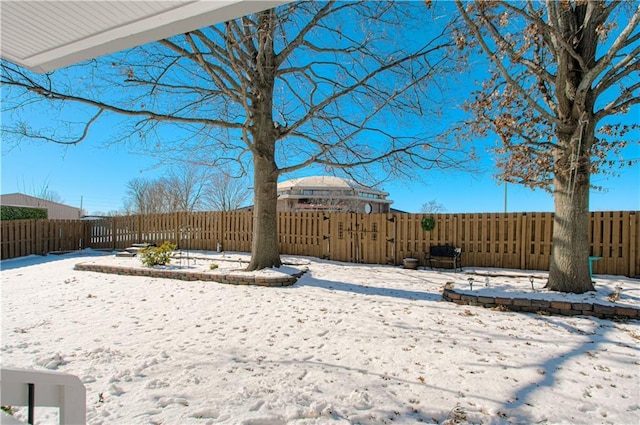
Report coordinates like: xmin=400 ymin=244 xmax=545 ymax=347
xmin=1 ymin=250 xmax=639 ymax=425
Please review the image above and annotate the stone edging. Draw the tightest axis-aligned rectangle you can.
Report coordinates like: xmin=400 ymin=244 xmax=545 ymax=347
xmin=74 ymin=263 xmax=305 ymax=287
xmin=442 ymin=288 xmax=639 ymax=321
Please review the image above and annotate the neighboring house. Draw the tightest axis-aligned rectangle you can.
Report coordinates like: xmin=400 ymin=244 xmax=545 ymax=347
xmin=0 ymin=193 xmax=81 ymax=220
xmin=276 ymin=176 xmax=393 ymax=213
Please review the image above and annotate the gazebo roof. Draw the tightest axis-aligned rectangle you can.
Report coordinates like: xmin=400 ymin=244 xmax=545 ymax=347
xmin=278 ymin=176 xmax=388 ymax=196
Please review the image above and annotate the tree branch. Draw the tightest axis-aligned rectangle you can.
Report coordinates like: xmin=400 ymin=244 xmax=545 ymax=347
xmin=455 ymin=1 xmax=562 ymax=127
xmin=4 ymin=109 xmax=104 ymax=145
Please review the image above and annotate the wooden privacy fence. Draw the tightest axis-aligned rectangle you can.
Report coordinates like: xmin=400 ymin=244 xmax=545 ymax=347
xmin=1 ymin=211 xmax=638 ymax=277
xmin=0 ymin=219 xmax=86 ymax=259
xmin=86 ymin=211 xmax=253 ymax=253
xmin=333 ymin=211 xmax=638 ymax=277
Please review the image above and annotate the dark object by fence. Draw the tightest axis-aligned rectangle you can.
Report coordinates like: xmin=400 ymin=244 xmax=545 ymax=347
xmin=426 ymin=245 xmax=462 ymax=272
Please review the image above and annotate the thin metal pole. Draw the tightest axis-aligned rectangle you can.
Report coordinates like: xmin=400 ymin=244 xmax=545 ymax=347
xmin=504 ymin=182 xmax=508 ymax=213
xmin=27 ymin=383 xmax=35 ymax=425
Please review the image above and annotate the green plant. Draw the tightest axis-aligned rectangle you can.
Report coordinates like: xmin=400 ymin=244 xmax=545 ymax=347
xmin=0 ymin=205 xmax=47 ymax=220
xmin=1 ymin=406 xmax=14 ymax=415
xmin=209 ymin=263 xmax=219 ymax=270
xmin=421 ymin=216 xmax=436 ymax=232
xmin=139 ymin=241 xmax=176 ymax=267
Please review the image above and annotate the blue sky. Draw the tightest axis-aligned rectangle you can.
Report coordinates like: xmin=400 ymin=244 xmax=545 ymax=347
xmin=2 ymin=3 xmax=639 ymax=215
xmin=2 ymin=132 xmax=637 ymax=215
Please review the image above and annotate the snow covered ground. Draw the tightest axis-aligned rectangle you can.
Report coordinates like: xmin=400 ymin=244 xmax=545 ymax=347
xmin=1 ymin=250 xmax=639 ymax=425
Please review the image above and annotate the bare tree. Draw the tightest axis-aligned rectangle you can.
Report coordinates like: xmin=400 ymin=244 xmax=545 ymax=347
xmin=420 ymin=199 xmax=446 ymax=214
xmin=2 ymin=2 xmax=470 ymax=270
xmin=124 ymin=178 xmax=168 ymax=214
xmin=203 ymin=173 xmax=251 ymax=211
xmin=454 ymin=1 xmax=639 ymax=293
xmin=123 ymin=165 xmax=218 ymax=213
xmin=162 ymin=165 xmax=212 ymax=212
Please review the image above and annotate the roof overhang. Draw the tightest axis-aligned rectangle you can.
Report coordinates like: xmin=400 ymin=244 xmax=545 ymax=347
xmin=0 ymin=0 xmax=290 ymax=73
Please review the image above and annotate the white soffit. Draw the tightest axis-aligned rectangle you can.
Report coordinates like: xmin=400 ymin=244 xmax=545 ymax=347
xmin=0 ymin=0 xmax=290 ymax=73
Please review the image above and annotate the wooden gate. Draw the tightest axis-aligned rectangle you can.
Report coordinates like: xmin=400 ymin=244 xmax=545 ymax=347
xmin=327 ymin=214 xmax=395 ymax=264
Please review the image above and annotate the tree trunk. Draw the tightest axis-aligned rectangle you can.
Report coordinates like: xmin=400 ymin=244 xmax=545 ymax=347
xmin=247 ymin=152 xmax=281 ymax=271
xmin=547 ymin=132 xmax=594 ymax=293
xmin=244 ymin=9 xmax=282 ymax=271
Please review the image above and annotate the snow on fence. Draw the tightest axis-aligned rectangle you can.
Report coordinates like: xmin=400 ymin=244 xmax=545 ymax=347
xmin=0 ymin=367 xmax=86 ymax=424
xmin=1 ymin=211 xmax=638 ymax=277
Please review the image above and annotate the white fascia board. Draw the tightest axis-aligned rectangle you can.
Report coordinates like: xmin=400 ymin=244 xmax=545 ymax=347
xmin=18 ymin=1 xmax=289 ymax=73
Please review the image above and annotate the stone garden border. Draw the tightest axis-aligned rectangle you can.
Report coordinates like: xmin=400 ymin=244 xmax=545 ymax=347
xmin=442 ymin=287 xmax=639 ymax=321
xmin=74 ymin=263 xmax=306 ymax=287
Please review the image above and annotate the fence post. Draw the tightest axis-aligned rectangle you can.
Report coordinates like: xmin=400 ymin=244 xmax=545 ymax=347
xmin=519 ymin=213 xmax=527 ymax=270
xmin=630 ymin=211 xmax=637 ymax=278
xmin=218 ymin=211 xmax=223 ymax=251
xmin=392 ymin=214 xmax=398 ymax=265
xmin=112 ymin=218 xmax=117 ymax=250
xmin=175 ymin=211 xmax=180 ymax=247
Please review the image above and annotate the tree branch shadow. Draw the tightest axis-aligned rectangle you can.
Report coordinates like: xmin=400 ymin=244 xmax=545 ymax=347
xmin=295 ymin=271 xmax=443 ymax=302
xmin=502 ymin=316 xmax=636 ymax=415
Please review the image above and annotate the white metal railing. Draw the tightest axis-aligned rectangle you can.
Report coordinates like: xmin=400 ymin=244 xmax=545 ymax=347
xmin=1 ymin=367 xmax=86 ymax=424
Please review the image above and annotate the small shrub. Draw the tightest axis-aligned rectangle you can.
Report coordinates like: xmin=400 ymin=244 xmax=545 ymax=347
xmin=209 ymin=263 xmax=219 ymax=270
xmin=139 ymin=241 xmax=176 ymax=267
